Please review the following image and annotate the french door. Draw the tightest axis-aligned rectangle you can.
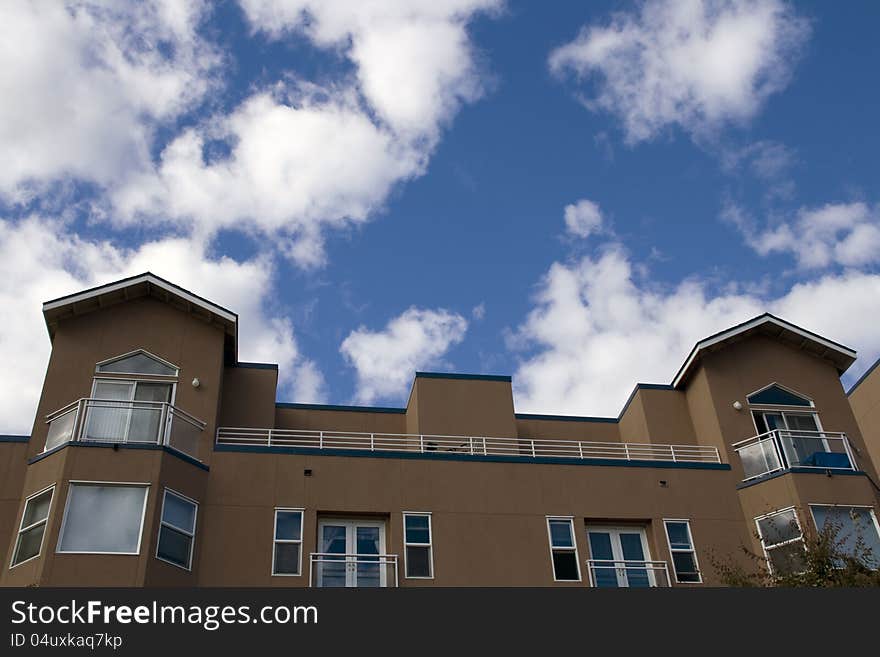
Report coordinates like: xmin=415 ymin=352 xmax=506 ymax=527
xmin=758 ymin=411 xmax=826 ymax=465
xmin=587 ymin=527 xmax=655 ymax=588
xmin=316 ymin=519 xmax=387 ymax=588
xmin=85 ymin=379 xmax=173 ymax=444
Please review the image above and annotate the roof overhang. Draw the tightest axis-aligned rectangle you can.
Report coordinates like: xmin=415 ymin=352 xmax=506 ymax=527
xmin=42 ymin=273 xmax=239 ymax=363
xmin=672 ymin=313 xmax=856 ymax=388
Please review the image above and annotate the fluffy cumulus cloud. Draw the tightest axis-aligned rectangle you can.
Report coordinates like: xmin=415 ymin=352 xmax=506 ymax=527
xmin=0 ymin=0 xmax=219 ymax=199
xmin=0 ymin=218 xmax=325 ymax=434
xmin=564 ymin=199 xmax=605 ymax=239
xmin=238 ymin=0 xmax=502 ymax=140
xmin=511 ymin=245 xmax=880 ymax=417
xmin=548 ymin=0 xmax=810 ymax=142
xmin=726 ymin=201 xmax=880 ymax=269
xmin=340 ymin=308 xmax=469 ymax=404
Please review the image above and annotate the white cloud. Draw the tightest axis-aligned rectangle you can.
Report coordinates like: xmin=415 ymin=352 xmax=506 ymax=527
xmin=726 ymin=201 xmax=880 ymax=269
xmin=0 ymin=217 xmax=324 ymax=433
xmin=511 ymin=245 xmax=880 ymax=417
xmin=0 ymin=0 xmax=218 ymax=199
xmin=564 ymin=199 xmax=605 ymax=239
xmin=549 ymin=0 xmax=810 ymax=142
xmin=340 ymin=307 xmax=468 ymax=404
xmin=238 ymin=0 xmax=502 ymax=140
xmin=114 ymin=84 xmax=425 ymax=267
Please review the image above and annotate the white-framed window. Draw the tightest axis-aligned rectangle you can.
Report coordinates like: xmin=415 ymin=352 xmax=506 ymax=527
xmin=547 ymin=516 xmax=580 ymax=582
xmin=57 ymin=482 xmax=149 ymax=555
xmin=809 ymin=504 xmax=880 ymax=567
xmin=755 ymin=507 xmax=805 ymax=575
xmin=10 ymin=485 xmax=55 ymax=568
xmin=156 ymin=489 xmax=197 ymax=570
xmin=403 ymin=512 xmax=434 ymax=579
xmin=95 ymin=350 xmax=179 ymax=377
xmin=663 ymin=519 xmax=702 ymax=583
xmin=272 ymin=508 xmax=303 ymax=576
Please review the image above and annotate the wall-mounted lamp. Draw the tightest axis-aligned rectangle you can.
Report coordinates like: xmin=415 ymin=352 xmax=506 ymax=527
xmin=192 ymin=378 xmax=200 ymax=388
xmin=732 ymin=400 xmax=743 ymax=411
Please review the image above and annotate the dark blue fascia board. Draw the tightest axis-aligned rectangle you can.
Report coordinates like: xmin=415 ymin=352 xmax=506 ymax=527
xmin=27 ymin=441 xmax=209 ymax=471
xmin=415 ymin=371 xmax=512 ymax=382
xmin=276 ymin=402 xmax=406 ymax=414
xmin=235 ymin=361 xmax=279 ymax=370
xmin=736 ymin=467 xmax=867 ymax=490
xmin=0 ymin=434 xmax=29 ymax=442
xmin=214 ymin=443 xmax=731 ymax=471
xmin=846 ymin=356 xmax=880 ymax=396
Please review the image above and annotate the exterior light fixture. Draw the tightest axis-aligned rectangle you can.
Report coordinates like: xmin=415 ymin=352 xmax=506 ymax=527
xmin=732 ymin=401 xmax=743 ymax=410
xmin=192 ymin=378 xmax=200 ymax=388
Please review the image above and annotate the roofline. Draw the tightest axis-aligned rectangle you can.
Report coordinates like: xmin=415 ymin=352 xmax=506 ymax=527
xmin=846 ymin=356 xmax=880 ymax=396
xmin=672 ymin=313 xmax=856 ymax=388
xmin=415 ymin=372 xmax=512 ymax=382
xmin=276 ymin=402 xmax=406 ymax=414
xmin=42 ymin=272 xmax=238 ymax=324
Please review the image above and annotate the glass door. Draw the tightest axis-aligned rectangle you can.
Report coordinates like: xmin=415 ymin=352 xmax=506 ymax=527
xmin=760 ymin=411 xmax=825 ymax=466
xmin=316 ymin=519 xmax=387 ymax=587
xmin=85 ymin=380 xmax=173 ymax=444
xmin=587 ymin=527 xmax=654 ymax=588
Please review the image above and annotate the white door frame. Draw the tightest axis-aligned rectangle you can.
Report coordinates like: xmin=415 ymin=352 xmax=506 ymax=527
xmin=587 ymin=526 xmax=655 ymax=587
xmin=317 ymin=518 xmax=388 ymax=587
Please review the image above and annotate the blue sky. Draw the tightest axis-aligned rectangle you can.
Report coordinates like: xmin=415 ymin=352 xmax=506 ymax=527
xmin=1 ymin=0 xmax=879 ymax=432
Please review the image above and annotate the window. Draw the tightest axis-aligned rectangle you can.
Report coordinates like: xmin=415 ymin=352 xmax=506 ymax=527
xmin=403 ymin=513 xmax=434 ymax=579
xmin=663 ymin=520 xmax=701 ymax=583
xmin=10 ymin=486 xmax=54 ymax=568
xmin=156 ymin=490 xmax=197 ymax=570
xmin=83 ymin=379 xmax=174 ymax=445
xmin=747 ymin=384 xmax=813 ymax=407
xmin=272 ymin=509 xmax=303 ymax=576
xmin=547 ymin=517 xmax=580 ymax=581
xmin=57 ymin=483 xmax=149 ymax=554
xmin=96 ymin=350 xmax=178 ymax=376
xmin=755 ymin=508 xmax=805 ymax=575
xmin=810 ymin=505 xmax=880 ymax=567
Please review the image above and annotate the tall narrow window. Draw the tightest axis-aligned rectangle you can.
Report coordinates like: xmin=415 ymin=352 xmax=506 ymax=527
xmin=403 ymin=513 xmax=434 ymax=579
xmin=10 ymin=486 xmax=54 ymax=568
xmin=663 ymin=520 xmax=701 ymax=583
xmin=57 ymin=483 xmax=148 ymax=554
xmin=156 ymin=490 xmax=197 ymax=570
xmin=272 ymin=509 xmax=303 ymax=576
xmin=755 ymin=508 xmax=805 ymax=575
xmin=547 ymin=517 xmax=580 ymax=581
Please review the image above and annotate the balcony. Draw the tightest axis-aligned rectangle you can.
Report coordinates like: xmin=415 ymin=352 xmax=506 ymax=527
xmin=309 ymin=553 xmax=399 ymax=587
xmin=586 ymin=560 xmax=671 ymax=587
xmin=733 ymin=429 xmax=856 ymax=481
xmin=44 ymin=398 xmax=206 ymax=462
xmin=216 ymin=428 xmax=721 ymax=464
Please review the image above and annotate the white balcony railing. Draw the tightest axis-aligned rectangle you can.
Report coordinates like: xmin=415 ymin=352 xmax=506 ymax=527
xmin=733 ymin=429 xmax=856 ymax=481
xmin=216 ymin=428 xmax=721 ymax=464
xmin=309 ymin=553 xmax=398 ymax=587
xmin=586 ymin=560 xmax=671 ymax=587
xmin=45 ymin=398 xmax=206 ymax=462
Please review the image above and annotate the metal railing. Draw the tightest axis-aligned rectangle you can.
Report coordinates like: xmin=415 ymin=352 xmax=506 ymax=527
xmin=308 ymin=553 xmax=398 ymax=588
xmin=45 ymin=398 xmax=206 ymax=462
xmin=733 ymin=429 xmax=856 ymax=481
xmin=216 ymin=427 xmax=721 ymax=464
xmin=586 ymin=560 xmax=671 ymax=587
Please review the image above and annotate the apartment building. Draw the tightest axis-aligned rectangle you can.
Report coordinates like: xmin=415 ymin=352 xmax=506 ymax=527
xmin=2 ymin=273 xmax=879 ymax=587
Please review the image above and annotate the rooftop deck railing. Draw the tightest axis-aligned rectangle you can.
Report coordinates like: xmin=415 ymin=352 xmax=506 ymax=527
xmin=45 ymin=398 xmax=206 ymax=462
xmin=216 ymin=427 xmax=721 ymax=464
xmin=586 ymin=559 xmax=671 ymax=587
xmin=732 ymin=429 xmax=856 ymax=481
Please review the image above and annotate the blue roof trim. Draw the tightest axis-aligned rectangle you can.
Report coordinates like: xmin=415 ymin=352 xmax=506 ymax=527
xmin=847 ymin=356 xmax=880 ymax=396
xmin=736 ymin=467 xmax=867 ymax=490
xmin=27 ymin=441 xmax=209 ymax=471
xmin=276 ymin=402 xmax=406 ymax=414
xmin=415 ymin=371 xmax=512 ymax=382
xmin=0 ymin=434 xmax=29 ymax=442
xmin=214 ymin=443 xmax=731 ymax=471
xmin=235 ymin=361 xmax=278 ymax=370
xmin=515 ymin=413 xmax=618 ymax=424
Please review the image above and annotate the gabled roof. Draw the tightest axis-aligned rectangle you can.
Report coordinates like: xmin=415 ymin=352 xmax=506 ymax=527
xmin=672 ymin=313 xmax=856 ymax=388
xmin=42 ymin=273 xmax=239 ymax=363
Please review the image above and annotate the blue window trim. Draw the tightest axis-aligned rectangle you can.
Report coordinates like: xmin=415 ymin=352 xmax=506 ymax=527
xmin=736 ymin=467 xmax=867 ymax=489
